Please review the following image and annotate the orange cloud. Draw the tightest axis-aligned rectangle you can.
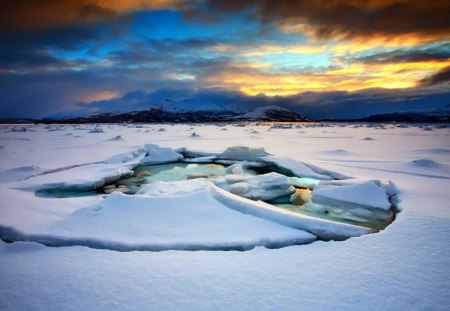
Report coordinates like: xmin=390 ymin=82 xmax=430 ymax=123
xmin=199 ymin=59 xmax=450 ymax=96
xmin=79 ymin=90 xmax=120 ymax=103
xmin=0 ymin=0 xmax=185 ymax=30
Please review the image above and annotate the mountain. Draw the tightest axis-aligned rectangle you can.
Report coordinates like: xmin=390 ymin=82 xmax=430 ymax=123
xmin=233 ymin=106 xmax=310 ymax=121
xmin=41 ymin=105 xmax=308 ymax=123
xmin=358 ymin=105 xmax=450 ymax=122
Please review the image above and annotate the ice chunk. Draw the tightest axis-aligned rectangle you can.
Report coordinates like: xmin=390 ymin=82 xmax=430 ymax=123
xmin=218 ymin=146 xmax=270 ymax=161
xmin=289 ymin=177 xmax=321 ymax=189
xmin=262 ymin=156 xmax=333 ymax=180
xmin=141 ymin=144 xmax=183 ymax=165
xmin=213 ymin=172 xmax=295 ymax=201
xmin=137 ymin=179 xmax=211 ymax=196
xmin=312 ymin=181 xmax=393 ymax=221
xmin=210 ymin=185 xmax=371 ymax=240
xmin=15 ymin=163 xmax=133 ymax=191
xmin=38 ymin=191 xmax=316 ymax=250
xmin=313 ymin=181 xmax=391 ymax=211
xmin=183 ymin=156 xmax=217 ymax=163
xmin=225 ymin=164 xmax=246 ymax=175
xmin=105 ymin=148 xmax=146 ymax=166
xmin=88 ymin=127 xmax=104 ymax=133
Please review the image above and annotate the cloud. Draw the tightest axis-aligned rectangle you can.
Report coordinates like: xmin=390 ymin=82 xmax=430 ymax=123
xmin=188 ymin=1 xmax=450 ymax=43
xmin=350 ymin=45 xmax=450 ymax=64
xmin=0 ymin=0 xmax=184 ymax=31
xmin=419 ymin=66 xmax=450 ymax=86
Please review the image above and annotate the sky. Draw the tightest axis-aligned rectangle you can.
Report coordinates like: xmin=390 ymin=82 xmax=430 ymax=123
xmin=0 ymin=0 xmax=449 ymax=119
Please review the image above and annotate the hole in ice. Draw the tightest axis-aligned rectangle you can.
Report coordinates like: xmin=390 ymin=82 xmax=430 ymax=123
xmin=34 ymin=159 xmax=397 ymax=233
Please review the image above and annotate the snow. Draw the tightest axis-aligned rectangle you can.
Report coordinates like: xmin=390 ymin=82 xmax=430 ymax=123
xmin=0 ymin=123 xmax=449 ymax=311
xmin=42 ymin=191 xmax=315 ymax=251
xmin=236 ymin=105 xmax=290 ymax=119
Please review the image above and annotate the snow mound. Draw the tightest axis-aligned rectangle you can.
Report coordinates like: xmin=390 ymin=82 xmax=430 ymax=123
xmin=410 ymin=159 xmax=445 ymax=168
xmin=88 ymin=127 xmax=104 ymax=133
xmin=321 ymin=149 xmax=352 ymax=155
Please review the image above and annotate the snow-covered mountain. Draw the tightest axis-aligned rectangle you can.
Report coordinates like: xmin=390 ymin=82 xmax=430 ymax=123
xmin=45 ymin=105 xmax=309 ymax=123
xmin=234 ymin=106 xmax=309 ymax=121
xmin=144 ymin=98 xmax=228 ymax=113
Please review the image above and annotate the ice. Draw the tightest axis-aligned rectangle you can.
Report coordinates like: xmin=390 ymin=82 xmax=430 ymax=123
xmin=183 ymin=155 xmax=218 ymax=163
xmin=88 ymin=127 xmax=104 ymax=133
xmin=138 ymin=163 xmax=226 ymax=183
xmin=141 ymin=143 xmax=183 ymax=165
xmin=218 ymin=146 xmax=271 ymax=161
xmin=14 ymin=163 xmax=135 ymax=191
xmin=0 ymin=190 xmax=316 ymax=251
xmin=262 ymin=156 xmax=333 ymax=180
xmin=210 ymin=185 xmax=371 ymax=240
xmin=213 ymin=172 xmax=295 ymax=201
xmin=104 ymin=148 xmax=146 ymax=165
xmin=137 ymin=179 xmax=211 ymax=196
xmin=313 ymin=181 xmax=391 ymax=211
xmin=289 ymin=177 xmax=321 ymax=189
xmin=312 ymin=181 xmax=393 ymax=221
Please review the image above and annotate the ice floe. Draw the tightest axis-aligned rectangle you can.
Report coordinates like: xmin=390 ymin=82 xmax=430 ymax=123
xmin=141 ymin=144 xmax=183 ymax=165
xmin=213 ymin=172 xmax=295 ymax=201
xmin=262 ymin=156 xmax=333 ymax=180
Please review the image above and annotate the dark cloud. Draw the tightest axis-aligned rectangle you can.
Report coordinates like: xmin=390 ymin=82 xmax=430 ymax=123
xmin=0 ymin=0 xmax=136 ymax=72
xmin=350 ymin=45 xmax=450 ymax=64
xmin=0 ymin=0 xmax=121 ymax=31
xmin=420 ymin=66 xmax=450 ymax=87
xmin=187 ymin=0 xmax=450 ymax=41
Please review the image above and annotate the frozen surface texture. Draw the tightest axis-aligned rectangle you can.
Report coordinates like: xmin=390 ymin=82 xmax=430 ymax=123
xmin=0 ymin=123 xmax=449 ymax=311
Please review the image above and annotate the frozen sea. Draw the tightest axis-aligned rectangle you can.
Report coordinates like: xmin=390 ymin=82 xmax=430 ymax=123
xmin=0 ymin=122 xmax=449 ymax=311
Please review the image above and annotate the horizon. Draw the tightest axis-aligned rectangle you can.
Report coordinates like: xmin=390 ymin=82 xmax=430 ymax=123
xmin=1 ymin=1 xmax=449 ymax=119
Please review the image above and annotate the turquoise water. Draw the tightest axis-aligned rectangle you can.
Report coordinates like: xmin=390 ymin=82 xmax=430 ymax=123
xmin=35 ymin=189 xmax=99 ymax=198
